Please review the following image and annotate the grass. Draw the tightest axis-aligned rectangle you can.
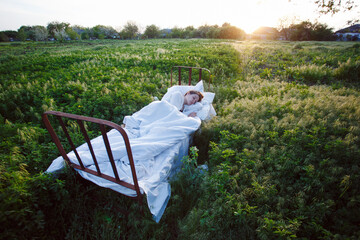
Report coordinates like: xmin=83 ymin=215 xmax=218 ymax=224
xmin=1 ymin=39 xmax=360 ymax=239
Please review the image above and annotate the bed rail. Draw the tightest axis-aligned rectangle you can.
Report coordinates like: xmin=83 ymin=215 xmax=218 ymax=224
xmin=42 ymin=111 xmax=143 ymax=208
xmin=170 ymin=66 xmax=211 ymax=89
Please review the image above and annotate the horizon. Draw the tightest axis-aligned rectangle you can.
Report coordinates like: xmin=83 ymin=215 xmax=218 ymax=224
xmin=1 ymin=0 xmax=359 ymax=34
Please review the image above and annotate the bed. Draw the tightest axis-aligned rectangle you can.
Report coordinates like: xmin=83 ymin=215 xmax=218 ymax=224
xmin=44 ymin=67 xmax=216 ymax=222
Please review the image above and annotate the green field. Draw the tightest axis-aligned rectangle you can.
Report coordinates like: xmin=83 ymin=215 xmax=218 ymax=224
xmin=1 ymin=39 xmax=359 ymax=239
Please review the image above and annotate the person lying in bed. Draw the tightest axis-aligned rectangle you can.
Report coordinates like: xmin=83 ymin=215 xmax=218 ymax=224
xmin=167 ymin=90 xmax=204 ymax=117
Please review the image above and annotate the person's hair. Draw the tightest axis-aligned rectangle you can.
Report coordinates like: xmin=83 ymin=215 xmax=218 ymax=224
xmin=185 ymin=90 xmax=204 ymax=102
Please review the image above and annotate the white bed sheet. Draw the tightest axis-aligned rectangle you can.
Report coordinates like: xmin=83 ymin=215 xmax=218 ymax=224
xmin=46 ymin=100 xmax=201 ymax=222
xmin=46 ymin=81 xmax=216 ymax=222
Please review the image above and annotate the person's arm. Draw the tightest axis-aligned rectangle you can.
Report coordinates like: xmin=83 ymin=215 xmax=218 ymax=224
xmin=168 ymin=91 xmax=184 ymax=111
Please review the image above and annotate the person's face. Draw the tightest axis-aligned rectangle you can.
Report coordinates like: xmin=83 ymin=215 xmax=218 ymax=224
xmin=184 ymin=93 xmax=200 ymax=105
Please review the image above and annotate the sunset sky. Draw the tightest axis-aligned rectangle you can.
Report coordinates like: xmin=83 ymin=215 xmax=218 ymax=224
xmin=0 ymin=0 xmax=358 ymax=33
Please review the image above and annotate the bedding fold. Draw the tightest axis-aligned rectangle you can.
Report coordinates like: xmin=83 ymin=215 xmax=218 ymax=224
xmin=46 ymin=100 xmax=201 ymax=222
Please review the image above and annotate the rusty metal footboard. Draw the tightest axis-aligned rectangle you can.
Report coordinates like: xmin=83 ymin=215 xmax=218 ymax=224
xmin=42 ymin=111 xmax=143 ymax=207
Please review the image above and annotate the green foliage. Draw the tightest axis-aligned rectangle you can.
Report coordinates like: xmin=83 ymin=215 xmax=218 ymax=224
xmin=233 ymin=40 xmax=360 ymax=87
xmin=286 ymin=64 xmax=333 ymax=84
xmin=334 ymin=58 xmax=360 ymax=82
xmin=288 ymin=21 xmax=335 ymax=41
xmin=144 ymin=25 xmax=161 ymax=39
xmin=120 ymin=22 xmax=139 ymax=39
xmin=1 ymin=39 xmax=360 ymax=239
xmin=218 ymin=23 xmax=246 ymax=40
xmin=0 ymin=32 xmax=10 ymax=42
xmin=0 ymin=39 xmax=241 ymax=239
xmin=191 ymin=62 xmax=360 ymax=239
xmin=47 ymin=21 xmax=70 ymax=39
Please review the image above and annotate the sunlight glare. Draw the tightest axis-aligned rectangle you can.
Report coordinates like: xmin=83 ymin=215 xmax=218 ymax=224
xmin=230 ymin=0 xmax=299 ymax=33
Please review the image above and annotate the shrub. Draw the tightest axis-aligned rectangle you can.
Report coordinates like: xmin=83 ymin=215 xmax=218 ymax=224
xmin=293 ymin=43 xmax=303 ymax=50
xmin=191 ymin=76 xmax=360 ymax=239
xmin=334 ymin=58 xmax=360 ymax=83
xmin=286 ymin=64 xmax=333 ymax=84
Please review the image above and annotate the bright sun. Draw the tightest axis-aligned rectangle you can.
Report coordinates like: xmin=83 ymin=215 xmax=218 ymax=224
xmin=228 ymin=0 xmax=298 ymax=34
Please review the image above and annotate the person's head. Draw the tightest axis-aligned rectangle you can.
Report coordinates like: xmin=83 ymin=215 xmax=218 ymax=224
xmin=184 ymin=90 xmax=203 ymax=105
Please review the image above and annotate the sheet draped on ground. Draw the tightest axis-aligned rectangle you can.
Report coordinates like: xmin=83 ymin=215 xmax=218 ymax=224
xmin=46 ymin=100 xmax=202 ymax=222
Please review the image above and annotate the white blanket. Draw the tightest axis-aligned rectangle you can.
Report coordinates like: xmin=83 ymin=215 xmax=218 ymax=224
xmin=46 ymin=100 xmax=202 ymax=222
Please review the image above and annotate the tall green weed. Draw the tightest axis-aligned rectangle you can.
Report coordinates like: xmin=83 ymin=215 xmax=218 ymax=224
xmin=1 ymin=40 xmax=360 ymax=239
xmin=0 ymin=39 xmax=241 ymax=239
xmin=190 ymin=75 xmax=360 ymax=239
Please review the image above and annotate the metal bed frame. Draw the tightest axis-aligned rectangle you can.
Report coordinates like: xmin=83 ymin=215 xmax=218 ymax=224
xmin=43 ymin=66 xmax=211 ymax=215
xmin=170 ymin=66 xmax=211 ymax=89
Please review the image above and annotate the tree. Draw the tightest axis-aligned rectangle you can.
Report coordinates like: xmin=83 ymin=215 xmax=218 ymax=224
xmin=0 ymin=32 xmax=10 ymax=42
xmin=289 ymin=21 xmax=313 ymax=41
xmin=171 ymin=27 xmax=184 ymax=38
xmin=277 ymin=16 xmax=299 ymax=40
xmin=160 ymin=29 xmax=171 ymax=38
xmin=17 ymin=28 xmax=26 ymax=41
xmin=71 ymin=25 xmax=90 ymax=39
xmin=288 ymin=0 xmax=356 ymax=14
xmin=206 ymin=25 xmax=221 ymax=39
xmin=311 ymin=22 xmax=335 ymax=40
xmin=183 ymin=26 xmax=195 ymax=38
xmin=196 ymin=25 xmax=212 ymax=38
xmin=33 ymin=26 xmax=48 ymax=41
xmin=92 ymin=25 xmax=118 ymax=39
xmin=288 ymin=20 xmax=335 ymax=41
xmin=195 ymin=25 xmax=221 ymax=38
xmin=144 ymin=24 xmax=160 ymax=39
xmin=0 ymin=31 xmax=17 ymax=41
xmin=120 ymin=21 xmax=139 ymax=39
xmin=54 ymin=29 xmax=68 ymax=42
xmin=314 ymin=0 xmax=356 ymax=14
xmin=47 ymin=21 xmax=70 ymax=38
xmin=81 ymin=32 xmax=90 ymax=40
xmin=289 ymin=1 xmax=359 ymax=25
xmin=65 ymin=27 xmax=79 ymax=40
xmin=17 ymin=26 xmax=35 ymax=41
xmin=218 ymin=23 xmax=246 ymax=40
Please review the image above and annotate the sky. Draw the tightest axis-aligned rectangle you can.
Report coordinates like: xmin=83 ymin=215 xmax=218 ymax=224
xmin=0 ymin=0 xmax=359 ymax=33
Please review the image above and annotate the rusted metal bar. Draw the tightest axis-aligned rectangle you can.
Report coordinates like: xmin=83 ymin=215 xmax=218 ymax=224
xmin=170 ymin=66 xmax=212 ymax=89
xmin=70 ymin=163 xmax=137 ymax=191
xmin=42 ymin=111 xmax=143 ymax=205
xmin=77 ymin=119 xmax=101 ymax=175
xmin=100 ymin=124 xmax=120 ymax=181
xmin=188 ymin=68 xmax=192 ymax=85
xmin=42 ymin=114 xmax=71 ymax=165
xmin=56 ymin=116 xmax=85 ymax=169
xmin=170 ymin=68 xmax=173 ymax=86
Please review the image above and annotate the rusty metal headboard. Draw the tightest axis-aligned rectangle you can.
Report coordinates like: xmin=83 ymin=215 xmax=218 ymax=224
xmin=42 ymin=111 xmax=143 ymax=206
xmin=170 ymin=66 xmax=211 ymax=88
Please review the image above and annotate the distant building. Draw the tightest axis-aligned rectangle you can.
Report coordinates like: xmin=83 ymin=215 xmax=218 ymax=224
xmin=160 ymin=29 xmax=172 ymax=38
xmin=335 ymin=24 xmax=360 ymax=41
xmin=248 ymin=27 xmax=280 ymax=40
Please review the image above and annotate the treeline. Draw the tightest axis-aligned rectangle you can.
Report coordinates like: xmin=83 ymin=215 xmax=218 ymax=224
xmin=279 ymin=21 xmax=337 ymax=41
xmin=0 ymin=21 xmax=246 ymax=42
xmin=0 ymin=20 xmax=345 ymax=42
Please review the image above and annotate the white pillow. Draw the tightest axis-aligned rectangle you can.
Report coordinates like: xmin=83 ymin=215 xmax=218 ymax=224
xmin=161 ymin=81 xmax=216 ymax=120
xmin=162 ymin=80 xmax=204 ymax=101
xmin=197 ymin=104 xmax=211 ymax=120
xmin=202 ymin=92 xmax=215 ymax=104
xmin=182 ymin=92 xmax=216 ymax=120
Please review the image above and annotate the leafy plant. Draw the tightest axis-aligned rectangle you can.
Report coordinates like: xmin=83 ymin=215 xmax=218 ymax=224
xmin=1 ymin=39 xmax=360 ymax=239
